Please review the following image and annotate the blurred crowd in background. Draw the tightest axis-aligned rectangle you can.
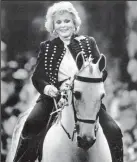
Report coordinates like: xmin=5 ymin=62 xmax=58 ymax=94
xmin=1 ymin=1 xmax=137 ymax=162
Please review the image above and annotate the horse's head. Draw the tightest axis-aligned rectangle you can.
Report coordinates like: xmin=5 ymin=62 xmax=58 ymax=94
xmin=72 ymin=52 xmax=106 ymax=150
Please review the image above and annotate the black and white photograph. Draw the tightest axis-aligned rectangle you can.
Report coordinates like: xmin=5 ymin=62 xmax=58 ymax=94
xmin=1 ymin=1 xmax=137 ymax=162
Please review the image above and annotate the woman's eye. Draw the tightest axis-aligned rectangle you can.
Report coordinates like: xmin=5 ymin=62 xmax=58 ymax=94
xmin=56 ymin=20 xmax=61 ymax=24
xmin=73 ymin=91 xmax=81 ymax=100
xmin=64 ymin=19 xmax=70 ymax=23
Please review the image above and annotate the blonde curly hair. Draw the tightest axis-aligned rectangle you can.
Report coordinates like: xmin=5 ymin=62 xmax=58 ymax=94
xmin=45 ymin=1 xmax=81 ymax=35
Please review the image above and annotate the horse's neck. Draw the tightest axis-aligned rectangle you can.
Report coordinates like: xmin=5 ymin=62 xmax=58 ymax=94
xmin=60 ymin=104 xmax=75 ymax=136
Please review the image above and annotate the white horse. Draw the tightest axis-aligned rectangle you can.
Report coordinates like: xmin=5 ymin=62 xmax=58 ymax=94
xmin=41 ymin=53 xmax=112 ymax=162
xmin=6 ymin=53 xmax=112 ymax=162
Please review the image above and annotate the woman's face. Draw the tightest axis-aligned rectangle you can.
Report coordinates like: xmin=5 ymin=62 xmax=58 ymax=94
xmin=53 ymin=11 xmax=75 ymax=39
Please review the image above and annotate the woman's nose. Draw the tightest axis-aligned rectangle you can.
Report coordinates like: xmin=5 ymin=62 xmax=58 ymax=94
xmin=60 ymin=22 xmax=66 ymax=27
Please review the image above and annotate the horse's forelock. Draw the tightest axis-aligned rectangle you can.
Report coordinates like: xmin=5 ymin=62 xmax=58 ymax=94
xmin=89 ymin=63 xmax=93 ymax=74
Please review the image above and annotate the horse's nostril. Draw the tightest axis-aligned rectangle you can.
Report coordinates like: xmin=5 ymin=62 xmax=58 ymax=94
xmin=83 ymin=135 xmax=87 ymax=141
xmin=77 ymin=135 xmax=95 ymax=143
xmin=86 ymin=136 xmax=91 ymax=142
xmin=82 ymin=135 xmax=95 ymax=142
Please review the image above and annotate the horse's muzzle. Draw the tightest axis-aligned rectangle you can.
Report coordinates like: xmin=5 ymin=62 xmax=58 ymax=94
xmin=77 ymin=135 xmax=96 ymax=150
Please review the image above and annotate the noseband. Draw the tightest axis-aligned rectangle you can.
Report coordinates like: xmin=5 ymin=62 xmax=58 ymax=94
xmin=59 ymin=74 xmax=103 ymax=141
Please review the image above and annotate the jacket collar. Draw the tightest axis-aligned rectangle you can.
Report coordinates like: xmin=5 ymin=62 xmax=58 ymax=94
xmin=51 ymin=34 xmax=79 ymax=47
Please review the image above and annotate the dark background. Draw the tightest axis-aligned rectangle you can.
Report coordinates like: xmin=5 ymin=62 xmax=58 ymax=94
xmin=1 ymin=1 xmax=137 ymax=162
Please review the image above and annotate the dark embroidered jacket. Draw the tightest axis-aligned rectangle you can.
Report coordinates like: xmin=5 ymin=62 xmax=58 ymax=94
xmin=31 ymin=34 xmax=107 ymax=101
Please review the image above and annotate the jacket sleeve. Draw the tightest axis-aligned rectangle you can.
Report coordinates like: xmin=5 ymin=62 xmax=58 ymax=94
xmin=90 ymin=37 xmax=108 ymax=81
xmin=31 ymin=42 xmax=50 ymax=94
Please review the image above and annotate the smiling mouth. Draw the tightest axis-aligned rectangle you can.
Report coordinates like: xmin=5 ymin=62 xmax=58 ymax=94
xmin=60 ymin=29 xmax=69 ymax=32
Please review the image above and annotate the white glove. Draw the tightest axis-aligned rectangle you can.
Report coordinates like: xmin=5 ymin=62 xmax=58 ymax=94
xmin=44 ymin=85 xmax=58 ymax=97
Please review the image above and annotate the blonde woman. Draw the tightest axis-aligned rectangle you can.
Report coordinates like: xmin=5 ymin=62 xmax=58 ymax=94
xmin=13 ymin=1 xmax=123 ymax=162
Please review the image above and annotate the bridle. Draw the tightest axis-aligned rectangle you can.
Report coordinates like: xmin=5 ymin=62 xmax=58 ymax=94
xmin=59 ymin=74 xmax=104 ymax=141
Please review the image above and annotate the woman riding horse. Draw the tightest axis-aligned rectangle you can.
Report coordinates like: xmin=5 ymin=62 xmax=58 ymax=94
xmin=13 ymin=1 xmax=123 ymax=162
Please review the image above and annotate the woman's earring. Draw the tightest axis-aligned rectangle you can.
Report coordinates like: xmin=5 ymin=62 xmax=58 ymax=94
xmin=53 ymin=29 xmax=58 ymax=37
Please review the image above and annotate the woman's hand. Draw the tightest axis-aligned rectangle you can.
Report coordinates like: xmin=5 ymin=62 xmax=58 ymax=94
xmin=44 ymin=85 xmax=58 ymax=97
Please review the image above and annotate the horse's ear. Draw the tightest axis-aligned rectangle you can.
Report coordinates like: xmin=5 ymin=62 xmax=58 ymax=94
xmin=76 ymin=51 xmax=86 ymax=70
xmin=97 ymin=54 xmax=106 ymax=72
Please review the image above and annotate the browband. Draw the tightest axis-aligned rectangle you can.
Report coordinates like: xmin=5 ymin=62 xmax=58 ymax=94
xmin=74 ymin=75 xmax=103 ymax=83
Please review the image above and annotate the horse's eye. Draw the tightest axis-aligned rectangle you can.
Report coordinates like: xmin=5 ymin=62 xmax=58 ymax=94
xmin=73 ymin=91 xmax=81 ymax=100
